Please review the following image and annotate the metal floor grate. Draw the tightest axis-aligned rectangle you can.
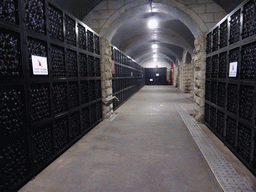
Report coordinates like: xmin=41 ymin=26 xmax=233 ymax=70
xmin=175 ymin=104 xmax=253 ymax=192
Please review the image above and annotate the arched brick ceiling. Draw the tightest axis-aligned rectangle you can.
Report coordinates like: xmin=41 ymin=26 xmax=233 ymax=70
xmin=96 ymin=1 xmax=203 ymax=65
xmin=53 ymin=0 xmax=243 ymax=20
xmin=53 ymin=0 xmax=244 ymax=66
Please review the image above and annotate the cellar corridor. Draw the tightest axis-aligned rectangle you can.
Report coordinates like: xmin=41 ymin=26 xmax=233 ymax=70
xmin=2 ymin=0 xmax=256 ymax=191
xmin=19 ymin=86 xmax=255 ymax=192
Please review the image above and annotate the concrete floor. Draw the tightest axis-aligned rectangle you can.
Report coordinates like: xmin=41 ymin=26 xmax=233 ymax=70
xmin=19 ymin=86 xmax=256 ymax=192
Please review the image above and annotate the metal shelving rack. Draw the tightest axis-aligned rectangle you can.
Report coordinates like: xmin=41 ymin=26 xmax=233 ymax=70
xmin=0 ymin=0 xmax=102 ymax=191
xmin=205 ymin=0 xmax=256 ymax=176
xmin=111 ymin=46 xmax=145 ymax=110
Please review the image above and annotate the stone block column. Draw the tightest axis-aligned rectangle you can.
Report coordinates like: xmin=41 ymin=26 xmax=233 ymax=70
xmin=100 ymin=37 xmax=114 ymax=120
xmin=193 ymin=32 xmax=207 ymax=122
xmin=182 ymin=64 xmax=194 ymax=93
xmin=173 ymin=64 xmax=179 ymax=88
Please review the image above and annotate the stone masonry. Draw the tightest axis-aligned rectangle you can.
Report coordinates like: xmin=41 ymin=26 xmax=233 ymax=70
xmin=83 ymin=0 xmax=226 ymax=35
xmin=173 ymin=63 xmax=179 ymax=88
xmin=193 ymin=32 xmax=207 ymax=122
xmin=100 ymin=37 xmax=114 ymax=119
xmin=182 ymin=64 xmax=194 ymax=93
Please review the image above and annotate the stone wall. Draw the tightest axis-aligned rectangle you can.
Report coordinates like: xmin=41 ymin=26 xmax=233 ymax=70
xmin=193 ymin=32 xmax=207 ymax=122
xmin=182 ymin=64 xmax=194 ymax=93
xmin=100 ymin=37 xmax=114 ymax=120
xmin=174 ymin=51 xmax=194 ymax=93
xmin=83 ymin=0 xmax=226 ymax=35
xmin=173 ymin=64 xmax=179 ymax=88
xmin=178 ymin=61 xmax=183 ymax=91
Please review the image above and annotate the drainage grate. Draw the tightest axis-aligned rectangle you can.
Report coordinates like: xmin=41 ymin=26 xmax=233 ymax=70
xmin=175 ymin=104 xmax=253 ymax=192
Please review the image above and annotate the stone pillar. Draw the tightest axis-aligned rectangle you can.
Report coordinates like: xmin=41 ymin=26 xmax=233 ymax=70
xmin=100 ymin=37 xmax=114 ymax=120
xmin=179 ymin=50 xmax=194 ymax=93
xmin=182 ymin=64 xmax=194 ymax=93
xmin=178 ymin=60 xmax=183 ymax=91
xmin=193 ymin=32 xmax=207 ymax=122
xmin=173 ymin=64 xmax=179 ymax=88
xmin=173 ymin=61 xmax=179 ymax=88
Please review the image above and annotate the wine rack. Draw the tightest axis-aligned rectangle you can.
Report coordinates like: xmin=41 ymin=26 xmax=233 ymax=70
xmin=30 ymin=84 xmax=51 ymax=123
xmin=205 ymin=103 xmax=210 ymax=125
xmin=78 ymin=23 xmax=86 ymax=50
xmin=230 ymin=10 xmax=241 ymax=44
xmin=79 ymin=53 xmax=87 ymax=77
xmin=226 ymin=116 xmax=237 ymax=149
xmin=50 ymin=44 xmax=65 ymax=77
xmin=220 ymin=19 xmax=228 ymax=48
xmin=48 ymin=3 xmax=63 ymax=41
xmin=216 ymin=110 xmax=225 ymax=138
xmin=237 ymin=123 xmax=252 ymax=163
xmin=32 ymin=124 xmax=53 ymax=168
xmin=87 ymin=30 xmax=94 ymax=53
xmin=206 ymin=0 xmax=256 ymax=176
xmin=53 ymin=83 xmax=67 ymax=114
xmin=0 ymin=139 xmax=29 ymax=191
xmin=88 ymin=55 xmax=95 ymax=77
xmin=68 ymin=82 xmax=79 ymax=108
xmin=112 ymin=46 xmax=145 ymax=110
xmin=81 ymin=106 xmax=90 ymax=132
xmin=0 ymin=85 xmax=24 ymax=137
xmin=95 ymin=35 xmax=100 ymax=55
xmin=0 ymin=0 xmax=18 ymax=24
xmin=206 ymin=57 xmax=212 ymax=79
xmin=206 ymin=32 xmax=212 ymax=54
xmin=0 ymin=0 xmax=102 ymax=191
xmin=54 ymin=116 xmax=69 ymax=152
xmin=212 ymin=27 xmax=219 ymax=52
xmin=211 ymin=81 xmax=217 ymax=104
xmin=80 ymin=81 xmax=89 ymax=104
xmin=210 ymin=107 xmax=217 ymax=130
xmin=205 ymin=81 xmax=211 ymax=101
xmin=241 ymin=42 xmax=256 ymax=80
xmin=89 ymin=80 xmax=96 ymax=102
xmin=67 ymin=49 xmax=77 ymax=77
xmin=218 ymin=52 xmax=227 ymax=78
xmin=227 ymin=83 xmax=238 ymax=114
xmin=27 ymin=37 xmax=47 ymax=59
xmin=65 ymin=15 xmax=76 ymax=46
xmin=25 ymin=0 xmax=46 ymax=34
xmin=69 ymin=111 xmax=80 ymax=140
xmin=217 ymin=82 xmax=226 ymax=108
xmin=0 ymin=28 xmax=21 ymax=77
xmin=95 ymin=57 xmax=101 ymax=77
xmin=239 ymin=85 xmax=254 ymax=123
xmin=211 ymin=55 xmax=218 ymax=78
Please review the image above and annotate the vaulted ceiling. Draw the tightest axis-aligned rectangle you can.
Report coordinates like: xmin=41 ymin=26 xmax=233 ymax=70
xmin=53 ymin=0 xmax=243 ymax=21
xmin=53 ymin=0 xmax=244 ymax=66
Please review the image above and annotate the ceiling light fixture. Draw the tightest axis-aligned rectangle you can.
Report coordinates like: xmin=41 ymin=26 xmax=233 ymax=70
xmin=153 ymin=54 xmax=157 ymax=58
xmin=152 ymin=44 xmax=158 ymax=49
xmin=148 ymin=18 xmax=158 ymax=29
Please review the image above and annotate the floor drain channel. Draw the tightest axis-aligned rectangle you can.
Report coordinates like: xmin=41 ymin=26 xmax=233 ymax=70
xmin=175 ymin=104 xmax=253 ymax=192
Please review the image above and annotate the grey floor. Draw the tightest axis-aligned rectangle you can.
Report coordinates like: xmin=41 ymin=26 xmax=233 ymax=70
xmin=19 ymin=86 xmax=254 ymax=192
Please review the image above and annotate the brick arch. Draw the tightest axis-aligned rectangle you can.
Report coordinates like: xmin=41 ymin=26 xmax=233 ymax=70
xmin=83 ymin=0 xmax=226 ymax=39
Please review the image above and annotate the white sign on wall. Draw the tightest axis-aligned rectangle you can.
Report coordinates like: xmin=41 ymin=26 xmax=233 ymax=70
xmin=229 ymin=61 xmax=238 ymax=77
xmin=32 ymin=55 xmax=48 ymax=75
